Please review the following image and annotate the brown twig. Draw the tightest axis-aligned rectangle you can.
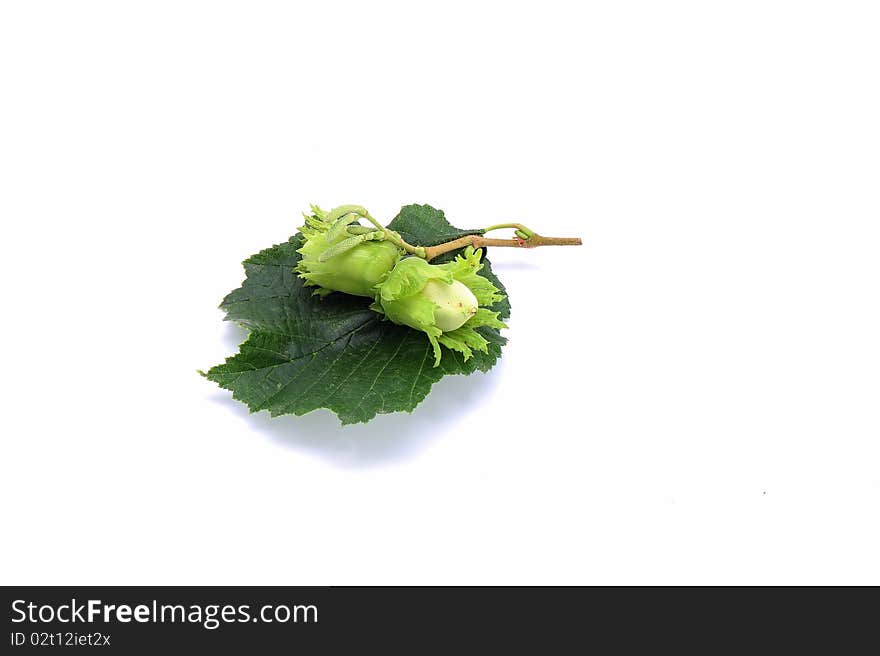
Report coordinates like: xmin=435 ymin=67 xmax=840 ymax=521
xmin=423 ymin=233 xmax=582 ymax=261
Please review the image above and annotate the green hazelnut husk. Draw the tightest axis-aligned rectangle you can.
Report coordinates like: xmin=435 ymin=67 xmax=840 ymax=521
xmin=297 ymin=205 xmax=402 ymax=297
xmin=372 ymin=247 xmax=507 ymax=366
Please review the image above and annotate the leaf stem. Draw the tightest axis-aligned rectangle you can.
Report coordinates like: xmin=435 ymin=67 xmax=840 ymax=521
xmin=483 ymin=222 xmax=535 ymax=237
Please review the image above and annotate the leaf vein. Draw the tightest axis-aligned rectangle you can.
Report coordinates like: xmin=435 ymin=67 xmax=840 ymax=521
xmin=351 ymin=330 xmax=409 ymax=418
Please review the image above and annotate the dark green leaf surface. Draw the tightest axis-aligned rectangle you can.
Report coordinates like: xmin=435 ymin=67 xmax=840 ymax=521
xmin=205 ymin=205 xmax=510 ymax=424
xmin=388 ymin=203 xmax=484 ymax=247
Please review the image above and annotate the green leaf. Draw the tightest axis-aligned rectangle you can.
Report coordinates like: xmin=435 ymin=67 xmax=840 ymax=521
xmin=204 ymin=205 xmax=510 ymax=424
xmin=387 ymin=203 xmax=484 ymax=247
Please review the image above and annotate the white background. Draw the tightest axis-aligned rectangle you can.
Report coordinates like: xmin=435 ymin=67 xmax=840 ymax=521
xmin=1 ymin=1 xmax=878 ymax=585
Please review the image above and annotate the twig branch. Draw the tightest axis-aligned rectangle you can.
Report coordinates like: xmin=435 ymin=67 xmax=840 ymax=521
xmin=423 ymin=233 xmax=582 ymax=261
